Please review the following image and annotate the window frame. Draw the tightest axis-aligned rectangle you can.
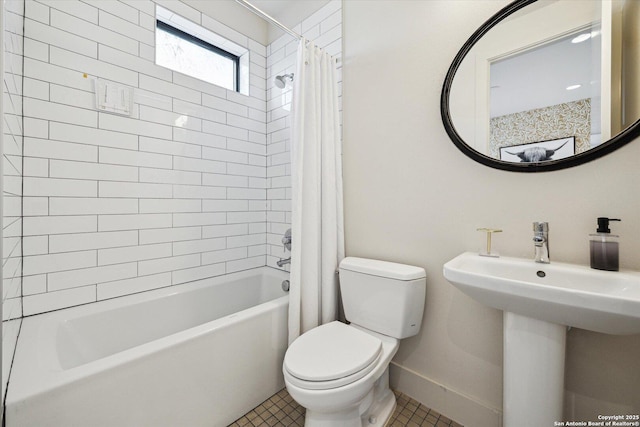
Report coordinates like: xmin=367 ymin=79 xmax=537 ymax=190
xmin=156 ymin=19 xmax=241 ymax=92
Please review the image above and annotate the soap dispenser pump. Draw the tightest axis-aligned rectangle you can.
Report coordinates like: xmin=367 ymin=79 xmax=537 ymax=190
xmin=589 ymin=217 xmax=621 ymax=271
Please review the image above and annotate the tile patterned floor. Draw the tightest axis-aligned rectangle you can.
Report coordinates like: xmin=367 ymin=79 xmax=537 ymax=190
xmin=228 ymin=388 xmax=464 ymax=427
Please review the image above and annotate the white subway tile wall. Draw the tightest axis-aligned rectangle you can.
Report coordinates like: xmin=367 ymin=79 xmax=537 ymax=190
xmin=5 ymin=0 xmax=342 ymax=318
xmin=3 ymin=0 xmax=26 ymax=407
xmin=3 ymin=0 xmax=25 ymax=321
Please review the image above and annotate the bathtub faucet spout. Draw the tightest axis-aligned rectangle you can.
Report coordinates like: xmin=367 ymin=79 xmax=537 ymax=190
xmin=277 ymin=257 xmax=291 ymax=267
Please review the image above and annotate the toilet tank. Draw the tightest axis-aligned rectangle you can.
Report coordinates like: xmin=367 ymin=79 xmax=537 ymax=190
xmin=339 ymin=257 xmax=426 ymax=339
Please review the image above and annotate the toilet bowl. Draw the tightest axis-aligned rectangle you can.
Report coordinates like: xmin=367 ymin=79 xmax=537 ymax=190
xmin=283 ymin=258 xmax=426 ymax=427
xmin=284 ymin=322 xmax=399 ymax=426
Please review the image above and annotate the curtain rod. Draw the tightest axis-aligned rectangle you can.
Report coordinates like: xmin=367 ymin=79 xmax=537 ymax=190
xmin=234 ymin=0 xmax=303 ymax=41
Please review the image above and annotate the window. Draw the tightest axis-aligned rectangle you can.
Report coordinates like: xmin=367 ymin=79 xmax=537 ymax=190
xmin=155 ymin=6 xmax=248 ymax=94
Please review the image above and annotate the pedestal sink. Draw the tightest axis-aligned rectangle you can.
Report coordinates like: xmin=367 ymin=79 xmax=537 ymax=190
xmin=443 ymin=252 xmax=640 ymax=427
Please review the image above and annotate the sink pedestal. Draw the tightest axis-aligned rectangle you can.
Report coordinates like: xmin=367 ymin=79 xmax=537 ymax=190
xmin=444 ymin=252 xmax=640 ymax=426
xmin=503 ymin=312 xmax=566 ymax=427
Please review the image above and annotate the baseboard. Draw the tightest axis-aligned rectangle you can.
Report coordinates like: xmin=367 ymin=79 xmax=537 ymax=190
xmin=389 ymin=362 xmax=502 ymax=427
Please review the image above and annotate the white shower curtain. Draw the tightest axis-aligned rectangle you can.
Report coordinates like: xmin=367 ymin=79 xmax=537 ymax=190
xmin=288 ymin=39 xmax=345 ymax=345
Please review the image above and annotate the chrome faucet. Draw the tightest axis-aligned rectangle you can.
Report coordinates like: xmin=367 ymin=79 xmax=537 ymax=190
xmin=533 ymin=222 xmax=550 ymax=263
xmin=277 ymin=257 xmax=291 ymax=267
xmin=277 ymin=228 xmax=292 ymax=268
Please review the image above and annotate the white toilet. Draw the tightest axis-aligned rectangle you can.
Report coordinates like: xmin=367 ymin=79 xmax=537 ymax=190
xmin=283 ymin=257 xmax=426 ymax=427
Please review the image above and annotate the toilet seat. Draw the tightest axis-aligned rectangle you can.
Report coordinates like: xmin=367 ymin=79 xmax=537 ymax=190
xmin=283 ymin=321 xmax=382 ymax=390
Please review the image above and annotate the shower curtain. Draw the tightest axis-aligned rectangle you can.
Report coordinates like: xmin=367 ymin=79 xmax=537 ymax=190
xmin=288 ymin=39 xmax=345 ymax=345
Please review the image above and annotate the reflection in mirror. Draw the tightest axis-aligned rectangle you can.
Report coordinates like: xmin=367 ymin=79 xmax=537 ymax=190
xmin=444 ymin=0 xmax=640 ymax=171
xmin=489 ymin=28 xmax=600 ymax=162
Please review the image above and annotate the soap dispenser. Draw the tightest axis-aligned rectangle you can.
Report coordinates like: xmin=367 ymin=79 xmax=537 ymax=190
xmin=589 ymin=217 xmax=621 ymax=271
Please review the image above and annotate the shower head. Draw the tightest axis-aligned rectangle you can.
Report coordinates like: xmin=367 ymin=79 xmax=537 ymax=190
xmin=274 ymin=73 xmax=294 ymax=88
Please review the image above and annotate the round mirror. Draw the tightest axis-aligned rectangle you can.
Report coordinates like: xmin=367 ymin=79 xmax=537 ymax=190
xmin=441 ymin=0 xmax=640 ymax=172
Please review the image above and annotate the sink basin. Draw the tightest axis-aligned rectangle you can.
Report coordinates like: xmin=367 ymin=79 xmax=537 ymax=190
xmin=444 ymin=252 xmax=640 ymax=426
xmin=443 ymin=252 xmax=640 ymax=335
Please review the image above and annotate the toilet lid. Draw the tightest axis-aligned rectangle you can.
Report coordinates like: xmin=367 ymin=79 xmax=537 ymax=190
xmin=284 ymin=321 xmax=382 ymax=382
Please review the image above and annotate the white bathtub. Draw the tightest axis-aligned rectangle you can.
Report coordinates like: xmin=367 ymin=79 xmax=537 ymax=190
xmin=6 ymin=267 xmax=289 ymax=427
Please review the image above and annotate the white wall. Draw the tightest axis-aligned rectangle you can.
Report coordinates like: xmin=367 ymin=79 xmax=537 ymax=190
xmin=343 ymin=1 xmax=640 ymax=425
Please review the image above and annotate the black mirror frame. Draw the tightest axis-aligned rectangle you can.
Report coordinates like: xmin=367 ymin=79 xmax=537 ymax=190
xmin=440 ymin=0 xmax=640 ymax=173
